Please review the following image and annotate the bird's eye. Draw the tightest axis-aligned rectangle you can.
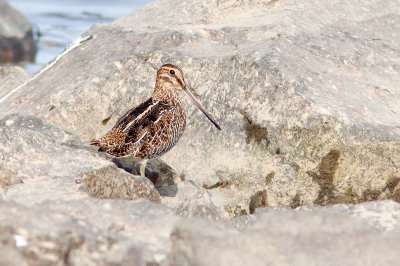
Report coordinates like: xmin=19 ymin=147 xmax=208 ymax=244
xmin=170 ymin=70 xmax=175 ymax=75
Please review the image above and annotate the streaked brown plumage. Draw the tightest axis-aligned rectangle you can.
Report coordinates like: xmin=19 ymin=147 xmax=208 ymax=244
xmin=90 ymin=64 xmax=221 ymax=161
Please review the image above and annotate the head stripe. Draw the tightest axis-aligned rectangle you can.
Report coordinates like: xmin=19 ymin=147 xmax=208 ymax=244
xmin=157 ymin=63 xmax=185 ymax=87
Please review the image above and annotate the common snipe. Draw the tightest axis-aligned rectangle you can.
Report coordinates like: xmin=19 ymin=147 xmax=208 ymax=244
xmin=90 ymin=64 xmax=221 ymax=175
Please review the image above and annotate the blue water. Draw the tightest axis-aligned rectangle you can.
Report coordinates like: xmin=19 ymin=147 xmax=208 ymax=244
xmin=8 ymin=0 xmax=153 ymax=75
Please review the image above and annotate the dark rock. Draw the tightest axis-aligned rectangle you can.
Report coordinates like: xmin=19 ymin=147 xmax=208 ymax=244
xmin=249 ymin=189 xmax=267 ymax=214
xmin=0 ymin=0 xmax=36 ymax=63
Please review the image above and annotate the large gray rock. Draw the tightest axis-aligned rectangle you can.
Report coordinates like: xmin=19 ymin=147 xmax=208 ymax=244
xmin=0 ymin=114 xmax=160 ymax=203
xmin=2 ymin=192 xmax=400 ymax=266
xmin=0 ymin=0 xmax=36 ymax=62
xmin=2 ymin=2 xmax=400 ymax=265
xmin=0 ymin=113 xmax=186 ymax=264
xmin=0 ymin=0 xmax=399 ymax=217
xmin=165 ymin=201 xmax=400 ymax=266
xmin=0 ymin=198 xmax=180 ymax=265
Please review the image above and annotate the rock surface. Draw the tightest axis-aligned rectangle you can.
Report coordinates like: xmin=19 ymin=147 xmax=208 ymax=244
xmin=165 ymin=201 xmax=400 ymax=266
xmin=0 ymin=65 xmax=29 ymax=99
xmin=0 ymin=0 xmax=400 ymax=264
xmin=0 ymin=0 xmax=36 ymax=62
xmin=0 ymin=0 xmax=398 ymax=217
xmin=0 ymin=114 xmax=160 ymax=203
xmin=2 ymin=188 xmax=400 ymax=266
xmin=0 ymin=197 xmax=177 ymax=265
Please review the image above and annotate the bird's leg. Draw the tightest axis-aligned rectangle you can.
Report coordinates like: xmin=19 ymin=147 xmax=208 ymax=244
xmin=140 ymin=159 xmax=147 ymax=177
xmin=133 ymin=160 xmax=159 ymax=185
xmin=133 ymin=159 xmax=148 ymax=177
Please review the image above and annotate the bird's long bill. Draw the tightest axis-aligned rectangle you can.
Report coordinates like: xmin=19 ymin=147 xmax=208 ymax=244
xmin=183 ymin=88 xmax=221 ymax=130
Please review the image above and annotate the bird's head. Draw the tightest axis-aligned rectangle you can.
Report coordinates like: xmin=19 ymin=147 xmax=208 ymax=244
xmin=154 ymin=63 xmax=221 ymax=130
xmin=157 ymin=64 xmax=186 ymax=91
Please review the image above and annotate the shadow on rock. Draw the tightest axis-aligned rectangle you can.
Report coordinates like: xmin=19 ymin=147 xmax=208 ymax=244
xmin=112 ymin=157 xmax=181 ymax=197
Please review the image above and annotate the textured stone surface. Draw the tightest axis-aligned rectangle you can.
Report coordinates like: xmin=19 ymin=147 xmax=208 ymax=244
xmin=298 ymin=200 xmax=400 ymax=232
xmin=165 ymin=201 xmax=400 ymax=266
xmin=0 ymin=198 xmax=179 ymax=265
xmin=0 ymin=114 xmax=160 ymax=203
xmin=162 ymin=181 xmax=220 ymax=220
xmin=3 ymin=197 xmax=400 ymax=266
xmin=36 ymin=198 xmax=180 ymax=264
xmin=0 ymin=0 xmax=36 ymax=62
xmin=84 ymin=164 xmax=161 ymax=202
xmin=1 ymin=1 xmax=400 ymax=264
xmin=0 ymin=0 xmax=398 ymax=216
xmin=0 ymin=65 xmax=29 ymax=99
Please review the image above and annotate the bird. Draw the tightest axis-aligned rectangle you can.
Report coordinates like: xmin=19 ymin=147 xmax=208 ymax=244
xmin=90 ymin=63 xmax=221 ymax=177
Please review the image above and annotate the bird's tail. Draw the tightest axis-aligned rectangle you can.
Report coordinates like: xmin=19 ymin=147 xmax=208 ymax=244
xmin=90 ymin=139 xmax=101 ymax=146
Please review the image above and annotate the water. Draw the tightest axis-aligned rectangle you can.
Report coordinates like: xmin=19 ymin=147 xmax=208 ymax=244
xmin=7 ymin=0 xmax=153 ymax=75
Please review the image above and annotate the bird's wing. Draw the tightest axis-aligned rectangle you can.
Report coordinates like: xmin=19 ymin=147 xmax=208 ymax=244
xmin=105 ymin=131 xmax=148 ymax=157
xmin=114 ymin=97 xmax=155 ymax=129
xmin=105 ymin=98 xmax=173 ymax=157
xmin=134 ymin=105 xmax=179 ymax=158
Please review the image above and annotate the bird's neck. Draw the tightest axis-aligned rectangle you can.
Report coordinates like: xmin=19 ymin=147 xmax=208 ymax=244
xmin=152 ymin=80 xmax=182 ymax=106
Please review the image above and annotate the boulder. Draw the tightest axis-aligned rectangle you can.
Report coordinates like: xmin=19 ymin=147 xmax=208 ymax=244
xmin=0 ymin=0 xmax=36 ymax=62
xmin=0 ymin=113 xmax=189 ymax=264
xmin=164 ymin=201 xmax=400 ymax=266
xmin=2 ymin=192 xmax=400 ymax=265
xmin=0 ymin=0 xmax=398 ymax=216
xmin=0 ymin=114 xmax=160 ymax=203
xmin=0 ymin=0 xmax=399 ymax=264
xmin=0 ymin=198 xmax=180 ymax=265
